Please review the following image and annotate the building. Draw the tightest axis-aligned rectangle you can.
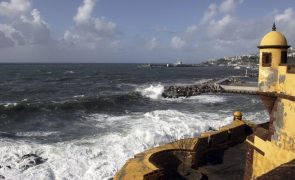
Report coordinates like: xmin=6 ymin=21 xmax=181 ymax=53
xmin=244 ymin=23 xmax=295 ymax=179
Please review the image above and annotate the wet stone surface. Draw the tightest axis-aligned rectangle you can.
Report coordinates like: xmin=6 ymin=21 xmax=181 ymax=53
xmin=162 ymin=81 xmax=222 ymax=98
xmin=18 ymin=154 xmax=47 ymax=171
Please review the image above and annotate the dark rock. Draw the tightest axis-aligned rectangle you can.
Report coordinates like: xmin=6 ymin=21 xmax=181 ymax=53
xmin=18 ymin=153 xmax=47 ymax=170
xmin=6 ymin=166 xmax=11 ymax=169
xmin=162 ymin=80 xmax=222 ymax=98
xmin=200 ymin=173 xmax=208 ymax=180
xmin=0 ymin=175 xmax=5 ymax=179
xmin=208 ymin=127 xmax=217 ymax=131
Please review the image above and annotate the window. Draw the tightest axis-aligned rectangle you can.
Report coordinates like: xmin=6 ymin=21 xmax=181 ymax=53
xmin=287 ymin=65 xmax=295 ymax=74
xmin=262 ymin=52 xmax=272 ymax=67
xmin=280 ymin=51 xmax=288 ymax=65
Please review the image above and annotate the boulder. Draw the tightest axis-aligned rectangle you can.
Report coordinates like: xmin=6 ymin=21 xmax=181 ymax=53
xmin=18 ymin=154 xmax=47 ymax=170
xmin=162 ymin=81 xmax=222 ymax=98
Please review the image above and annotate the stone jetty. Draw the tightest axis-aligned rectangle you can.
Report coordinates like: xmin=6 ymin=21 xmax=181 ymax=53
xmin=162 ymin=77 xmax=258 ymax=98
xmin=162 ymin=79 xmax=222 ymax=98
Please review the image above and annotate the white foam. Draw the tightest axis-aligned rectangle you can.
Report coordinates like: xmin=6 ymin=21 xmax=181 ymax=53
xmin=64 ymin=70 xmax=75 ymax=74
xmin=2 ymin=103 xmax=18 ymax=108
xmin=73 ymin=95 xmax=85 ymax=98
xmin=15 ymin=131 xmax=58 ymax=137
xmin=162 ymin=94 xmax=227 ymax=104
xmin=136 ymin=84 xmax=164 ymax=100
xmin=244 ymin=110 xmax=269 ymax=124
xmin=188 ymin=95 xmax=226 ymax=103
xmin=0 ymin=109 xmax=236 ymax=180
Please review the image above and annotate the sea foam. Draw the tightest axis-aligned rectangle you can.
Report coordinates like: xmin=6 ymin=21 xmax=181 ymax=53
xmin=136 ymin=84 xmax=164 ymax=100
xmin=0 ymin=109 xmax=236 ymax=180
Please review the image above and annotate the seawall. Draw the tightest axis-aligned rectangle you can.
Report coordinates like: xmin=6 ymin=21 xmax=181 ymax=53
xmin=113 ymin=119 xmax=257 ymax=180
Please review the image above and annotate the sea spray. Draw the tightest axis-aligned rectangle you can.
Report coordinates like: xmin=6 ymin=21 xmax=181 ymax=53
xmin=0 ymin=109 xmax=237 ymax=180
xmin=136 ymin=84 xmax=164 ymax=100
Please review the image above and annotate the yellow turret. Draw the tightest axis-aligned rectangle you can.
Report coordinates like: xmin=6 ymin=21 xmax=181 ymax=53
xmin=257 ymin=23 xmax=290 ymax=93
xmin=245 ymin=23 xmax=295 ymax=179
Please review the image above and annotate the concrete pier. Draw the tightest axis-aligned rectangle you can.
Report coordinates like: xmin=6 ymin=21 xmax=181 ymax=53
xmin=220 ymin=85 xmax=258 ymax=94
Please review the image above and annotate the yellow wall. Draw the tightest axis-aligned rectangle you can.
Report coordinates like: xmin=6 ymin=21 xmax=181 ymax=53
xmin=251 ymin=98 xmax=295 ymax=178
xmin=258 ymin=49 xmax=282 ymax=92
xmin=272 ymin=98 xmax=295 ymax=150
xmin=251 ymin=135 xmax=295 ymax=178
xmin=259 ymin=48 xmax=295 ymax=97
xmin=277 ymin=66 xmax=295 ymax=97
xmin=253 ymin=45 xmax=295 ymax=178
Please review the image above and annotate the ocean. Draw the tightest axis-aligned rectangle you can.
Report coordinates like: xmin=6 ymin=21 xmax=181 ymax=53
xmin=0 ymin=64 xmax=268 ymax=180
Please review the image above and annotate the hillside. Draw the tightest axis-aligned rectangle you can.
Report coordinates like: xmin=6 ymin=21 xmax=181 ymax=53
xmin=202 ymin=47 xmax=295 ymax=67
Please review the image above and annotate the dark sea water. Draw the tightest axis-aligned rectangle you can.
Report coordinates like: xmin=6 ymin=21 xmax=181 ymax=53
xmin=0 ymin=64 xmax=267 ymax=179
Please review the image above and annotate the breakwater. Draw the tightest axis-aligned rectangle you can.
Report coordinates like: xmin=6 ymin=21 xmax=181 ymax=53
xmin=162 ymin=78 xmax=258 ymax=98
xmin=162 ymin=80 xmax=222 ymax=98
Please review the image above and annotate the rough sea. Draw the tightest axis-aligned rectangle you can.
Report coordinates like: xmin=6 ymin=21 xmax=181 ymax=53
xmin=0 ymin=64 xmax=268 ymax=180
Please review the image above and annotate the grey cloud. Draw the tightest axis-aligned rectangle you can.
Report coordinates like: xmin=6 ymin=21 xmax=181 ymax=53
xmin=0 ymin=0 xmax=52 ymax=48
xmin=0 ymin=31 xmax=14 ymax=47
xmin=62 ymin=0 xmax=119 ymax=49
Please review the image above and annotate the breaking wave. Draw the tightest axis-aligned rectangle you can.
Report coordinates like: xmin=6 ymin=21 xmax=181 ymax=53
xmin=0 ymin=109 xmax=234 ymax=180
xmin=0 ymin=93 xmax=145 ymax=115
xmin=135 ymin=84 xmax=164 ymax=100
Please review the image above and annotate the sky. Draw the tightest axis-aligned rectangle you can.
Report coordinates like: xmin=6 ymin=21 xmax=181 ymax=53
xmin=0 ymin=0 xmax=294 ymax=63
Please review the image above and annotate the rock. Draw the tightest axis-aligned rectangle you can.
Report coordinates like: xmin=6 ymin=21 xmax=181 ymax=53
xmin=162 ymin=81 xmax=222 ymax=98
xmin=0 ymin=175 xmax=5 ymax=179
xmin=208 ymin=127 xmax=217 ymax=131
xmin=18 ymin=154 xmax=47 ymax=170
xmin=5 ymin=166 xmax=11 ymax=169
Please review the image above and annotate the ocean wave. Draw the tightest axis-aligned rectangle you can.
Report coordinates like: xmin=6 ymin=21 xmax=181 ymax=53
xmin=135 ymin=84 xmax=164 ymax=100
xmin=0 ymin=93 xmax=144 ymax=115
xmin=244 ymin=110 xmax=269 ymax=123
xmin=0 ymin=109 xmax=235 ymax=180
xmin=0 ymin=131 xmax=59 ymax=139
xmin=73 ymin=95 xmax=85 ymax=98
xmin=15 ymin=131 xmax=59 ymax=137
xmin=1 ymin=102 xmax=18 ymax=108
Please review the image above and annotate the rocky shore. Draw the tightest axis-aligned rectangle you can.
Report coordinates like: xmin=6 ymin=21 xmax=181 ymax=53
xmin=0 ymin=153 xmax=47 ymax=179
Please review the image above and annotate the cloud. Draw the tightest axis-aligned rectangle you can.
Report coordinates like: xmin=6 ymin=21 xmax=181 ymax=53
xmin=200 ymin=3 xmax=217 ymax=24
xmin=275 ymin=8 xmax=295 ymax=44
xmin=62 ymin=0 xmax=119 ymax=49
xmin=177 ymin=2 xmax=236 ymax=55
xmin=170 ymin=0 xmax=281 ymax=60
xmin=145 ymin=37 xmax=158 ymax=50
xmin=0 ymin=0 xmax=31 ymax=18
xmin=219 ymin=0 xmax=243 ymax=13
xmin=0 ymin=0 xmax=51 ymax=48
xmin=170 ymin=36 xmax=186 ymax=50
xmin=208 ymin=14 xmax=234 ymax=37
xmin=0 ymin=24 xmax=25 ymax=46
xmin=74 ymin=0 xmax=96 ymax=24
xmin=0 ymin=31 xmax=14 ymax=48
xmin=154 ymin=26 xmax=175 ymax=34
xmin=186 ymin=25 xmax=198 ymax=34
xmin=275 ymin=8 xmax=294 ymax=22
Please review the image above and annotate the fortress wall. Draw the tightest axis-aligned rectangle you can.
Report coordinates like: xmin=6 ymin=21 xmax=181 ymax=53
xmin=114 ymin=119 xmax=253 ymax=180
